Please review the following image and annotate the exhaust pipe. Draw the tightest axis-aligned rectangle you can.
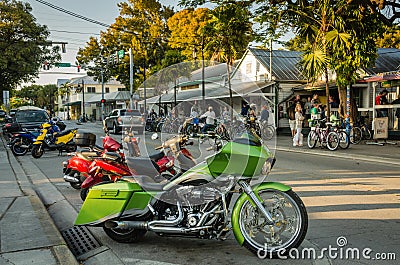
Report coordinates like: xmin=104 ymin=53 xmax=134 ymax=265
xmin=105 ymin=202 xmax=186 ymax=232
xmin=63 ymin=175 xmax=80 ymax=183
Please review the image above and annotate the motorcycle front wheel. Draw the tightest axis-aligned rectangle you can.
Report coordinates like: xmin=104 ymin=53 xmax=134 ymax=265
xmin=31 ymin=144 xmax=44 ymax=159
xmin=11 ymin=138 xmax=29 ymax=156
xmin=238 ymin=189 xmax=308 ymax=258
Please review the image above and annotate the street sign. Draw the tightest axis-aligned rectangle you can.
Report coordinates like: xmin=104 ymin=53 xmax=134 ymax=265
xmin=3 ymin=90 xmax=9 ymax=105
xmin=118 ymin=50 xmax=125 ymax=59
xmin=55 ymin=62 xmax=71 ymax=67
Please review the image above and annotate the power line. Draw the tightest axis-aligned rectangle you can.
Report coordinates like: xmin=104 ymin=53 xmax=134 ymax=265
xmin=50 ymin=29 xmax=100 ymax=36
xmin=33 ymin=0 xmax=111 ymax=28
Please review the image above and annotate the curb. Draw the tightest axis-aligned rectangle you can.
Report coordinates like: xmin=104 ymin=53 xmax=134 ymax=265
xmin=275 ymin=145 xmax=400 ymax=166
xmin=1 ymin=136 xmax=78 ymax=265
xmin=14 ymin=151 xmax=124 ymax=264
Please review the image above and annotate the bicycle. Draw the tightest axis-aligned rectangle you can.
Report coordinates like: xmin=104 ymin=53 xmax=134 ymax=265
xmin=307 ymin=119 xmax=340 ymax=151
xmin=259 ymin=120 xmax=275 ymax=141
xmin=339 ymin=119 xmax=362 ymax=144
xmin=355 ymin=117 xmax=372 ymax=140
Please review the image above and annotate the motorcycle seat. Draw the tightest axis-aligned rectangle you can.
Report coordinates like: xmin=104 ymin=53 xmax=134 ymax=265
xmin=94 ymin=144 xmax=104 ymax=151
xmin=55 ymin=129 xmax=74 ymax=137
xmin=77 ymin=152 xmax=99 ymax=161
xmin=125 ymin=175 xmax=166 ymax=191
xmin=103 ymin=152 xmax=122 ymax=161
xmin=149 ymin=151 xmax=165 ymax=161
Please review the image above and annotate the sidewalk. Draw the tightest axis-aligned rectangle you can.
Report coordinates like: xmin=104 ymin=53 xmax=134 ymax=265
xmin=275 ymin=135 xmax=400 ymax=165
xmin=0 ymin=136 xmax=78 ymax=265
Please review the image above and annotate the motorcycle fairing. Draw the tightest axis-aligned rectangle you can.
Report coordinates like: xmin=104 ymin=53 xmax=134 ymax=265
xmin=231 ymin=182 xmax=291 ymax=245
xmin=206 ymin=141 xmax=272 ymax=178
xmin=75 ymin=181 xmax=153 ymax=226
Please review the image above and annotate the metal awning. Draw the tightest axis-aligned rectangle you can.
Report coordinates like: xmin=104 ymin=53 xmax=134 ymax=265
xmin=63 ymin=101 xmax=81 ymax=106
xmin=86 ymin=91 xmax=134 ymax=103
xmin=141 ymin=81 xmax=275 ymax=104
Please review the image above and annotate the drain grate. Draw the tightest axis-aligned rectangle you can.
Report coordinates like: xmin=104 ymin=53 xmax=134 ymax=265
xmin=61 ymin=226 xmax=102 ymax=257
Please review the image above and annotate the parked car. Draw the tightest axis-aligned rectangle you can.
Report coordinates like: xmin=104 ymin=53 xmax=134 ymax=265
xmin=2 ymin=108 xmax=66 ymax=135
xmin=104 ymin=109 xmax=144 ymax=134
xmin=0 ymin=110 xmax=6 ymax=123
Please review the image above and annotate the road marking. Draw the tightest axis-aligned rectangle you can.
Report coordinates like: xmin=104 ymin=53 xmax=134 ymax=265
xmin=122 ymin=258 xmax=180 ymax=265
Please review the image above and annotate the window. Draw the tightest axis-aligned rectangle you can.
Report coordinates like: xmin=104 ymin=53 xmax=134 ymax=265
xmin=246 ymin=63 xmax=252 ymax=74
xmin=87 ymin=87 xmax=96 ymax=93
xmin=118 ymin=87 xmax=128 ymax=91
xmin=105 ymin=87 xmax=110 ymax=93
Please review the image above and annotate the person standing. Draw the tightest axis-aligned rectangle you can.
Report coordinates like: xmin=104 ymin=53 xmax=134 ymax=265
xmin=304 ymin=97 xmax=312 ymax=127
xmin=287 ymin=102 xmax=296 ymax=137
xmin=392 ymin=94 xmax=400 ymax=130
xmin=293 ymin=104 xmax=305 ymax=146
xmin=260 ymin=105 xmax=269 ymax=124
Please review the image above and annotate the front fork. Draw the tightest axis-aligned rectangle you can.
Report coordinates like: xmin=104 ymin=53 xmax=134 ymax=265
xmin=238 ymin=180 xmax=274 ymax=225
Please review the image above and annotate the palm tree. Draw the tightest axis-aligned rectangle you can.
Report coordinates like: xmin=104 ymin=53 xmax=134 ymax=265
xmin=204 ymin=1 xmax=253 ymax=118
xmin=295 ymin=0 xmax=350 ymax=121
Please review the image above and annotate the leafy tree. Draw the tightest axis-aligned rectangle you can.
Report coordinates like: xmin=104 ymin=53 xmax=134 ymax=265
xmin=256 ymin=0 xmax=386 ymax=122
xmin=0 ymin=0 xmax=60 ymax=98
xmin=203 ymin=1 xmax=254 ymax=113
xmin=167 ymin=8 xmax=213 ymax=61
xmin=16 ymin=84 xmax=58 ymax=114
xmin=376 ymin=25 xmax=400 ymax=48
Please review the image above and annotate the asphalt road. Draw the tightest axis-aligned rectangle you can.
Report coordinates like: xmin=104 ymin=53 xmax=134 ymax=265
xmin=29 ymin=121 xmax=400 ymax=265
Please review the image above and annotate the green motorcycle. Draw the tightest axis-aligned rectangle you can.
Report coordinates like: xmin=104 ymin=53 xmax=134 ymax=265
xmin=74 ymin=132 xmax=308 ymax=257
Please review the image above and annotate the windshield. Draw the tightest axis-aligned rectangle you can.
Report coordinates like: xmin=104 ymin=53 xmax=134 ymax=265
xmin=121 ymin=110 xmax=141 ymax=116
xmin=16 ymin=111 xmax=49 ymax=123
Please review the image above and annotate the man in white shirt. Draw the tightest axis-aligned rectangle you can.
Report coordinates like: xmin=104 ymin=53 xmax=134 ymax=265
xmin=201 ymin=106 xmax=216 ymax=133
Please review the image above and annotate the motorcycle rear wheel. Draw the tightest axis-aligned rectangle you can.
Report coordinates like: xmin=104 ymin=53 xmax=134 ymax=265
xmin=31 ymin=144 xmax=44 ymax=159
xmin=238 ymin=189 xmax=308 ymax=258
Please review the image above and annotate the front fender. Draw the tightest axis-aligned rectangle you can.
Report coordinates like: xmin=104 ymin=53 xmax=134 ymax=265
xmin=231 ymin=182 xmax=291 ymax=246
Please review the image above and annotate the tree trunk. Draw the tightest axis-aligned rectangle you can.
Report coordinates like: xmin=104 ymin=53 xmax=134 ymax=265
xmin=338 ymin=85 xmax=358 ymax=123
xmin=325 ymin=69 xmax=330 ymax=121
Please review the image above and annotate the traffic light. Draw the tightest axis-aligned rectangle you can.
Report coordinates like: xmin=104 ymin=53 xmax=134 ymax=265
xmin=101 ymin=99 xmax=106 ymax=104
xmin=114 ymin=51 xmax=119 ymax=64
xmin=77 ymin=65 xmax=81 ymax=72
xmin=43 ymin=62 xmax=50 ymax=70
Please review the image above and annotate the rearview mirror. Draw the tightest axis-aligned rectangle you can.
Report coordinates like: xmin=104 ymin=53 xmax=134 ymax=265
xmin=151 ymin=133 xmax=158 ymax=140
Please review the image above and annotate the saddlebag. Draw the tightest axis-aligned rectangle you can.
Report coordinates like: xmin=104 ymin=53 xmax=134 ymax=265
xmin=74 ymin=181 xmax=152 ymax=226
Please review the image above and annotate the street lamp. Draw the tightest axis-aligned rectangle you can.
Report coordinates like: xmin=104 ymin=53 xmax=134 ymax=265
xmin=193 ymin=36 xmax=205 ymax=110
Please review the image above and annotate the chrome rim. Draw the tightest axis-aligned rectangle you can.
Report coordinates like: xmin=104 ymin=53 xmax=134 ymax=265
xmin=239 ymin=190 xmax=302 ymax=251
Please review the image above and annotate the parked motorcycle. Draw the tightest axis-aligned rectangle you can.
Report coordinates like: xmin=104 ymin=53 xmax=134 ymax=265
xmin=9 ymin=129 xmax=41 ymax=156
xmin=74 ymin=132 xmax=308 ymax=257
xmin=78 ymin=134 xmax=177 ymax=201
xmin=63 ymin=133 xmax=122 ymax=190
xmin=31 ymin=123 xmax=78 ymax=158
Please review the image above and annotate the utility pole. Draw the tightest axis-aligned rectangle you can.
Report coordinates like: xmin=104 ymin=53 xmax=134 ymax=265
xmin=201 ymin=35 xmax=205 ymax=110
xmin=129 ymin=48 xmax=134 ymax=110
xmin=101 ymin=68 xmax=105 ymax=121
xmin=82 ymin=79 xmax=85 ymax=121
xmin=144 ymin=62 xmax=147 ymax=118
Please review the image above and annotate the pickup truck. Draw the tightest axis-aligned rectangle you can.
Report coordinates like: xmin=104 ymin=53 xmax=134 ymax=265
xmin=104 ymin=109 xmax=144 ymax=134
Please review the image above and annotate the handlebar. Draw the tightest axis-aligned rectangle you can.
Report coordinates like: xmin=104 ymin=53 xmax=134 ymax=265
xmin=155 ymin=145 xmax=163 ymax=150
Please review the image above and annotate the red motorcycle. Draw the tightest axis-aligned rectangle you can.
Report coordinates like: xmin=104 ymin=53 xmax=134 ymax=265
xmin=63 ymin=133 xmax=124 ymax=189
